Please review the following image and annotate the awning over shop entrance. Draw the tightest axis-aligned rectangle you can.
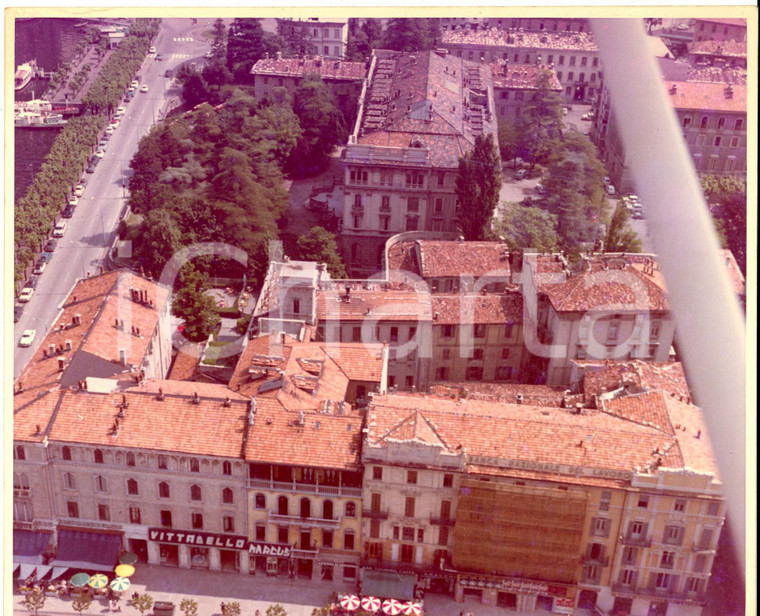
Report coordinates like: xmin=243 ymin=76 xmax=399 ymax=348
xmin=13 ymin=530 xmax=53 ymax=565
xmin=49 ymin=529 xmax=121 ymax=572
xmin=361 ymin=570 xmax=416 ymax=601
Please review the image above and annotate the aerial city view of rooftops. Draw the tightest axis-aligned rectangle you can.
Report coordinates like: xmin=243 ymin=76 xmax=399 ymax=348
xmin=12 ymin=14 xmax=748 ymax=616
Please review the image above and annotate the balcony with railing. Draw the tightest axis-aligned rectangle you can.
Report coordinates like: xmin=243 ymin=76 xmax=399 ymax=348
xmin=620 ymin=534 xmax=652 ymax=548
xmin=691 ymin=541 xmax=716 ymax=553
xmin=611 ymin=583 xmax=706 ymax=604
xmin=247 ymin=478 xmax=362 ymax=498
xmin=582 ymin=554 xmax=610 ymax=566
xmin=430 ymin=516 xmax=455 ymax=526
xmin=267 ymin=511 xmax=342 ymax=529
xmin=362 ymin=509 xmax=390 ymax=520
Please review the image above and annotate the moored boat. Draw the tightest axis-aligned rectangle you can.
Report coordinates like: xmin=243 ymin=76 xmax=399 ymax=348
xmin=15 ymin=111 xmax=67 ymax=128
xmin=14 ymin=60 xmax=37 ymax=91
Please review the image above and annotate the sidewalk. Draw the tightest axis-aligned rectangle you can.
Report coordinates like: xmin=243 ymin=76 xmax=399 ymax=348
xmin=10 ymin=564 xmax=595 ymax=616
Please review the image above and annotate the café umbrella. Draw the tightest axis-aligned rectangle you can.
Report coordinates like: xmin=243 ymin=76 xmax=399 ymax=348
xmin=339 ymin=595 xmax=360 ymax=611
xmin=118 ymin=552 xmax=138 ymax=565
xmin=401 ymin=602 xmax=422 ymax=616
xmin=110 ymin=577 xmax=131 ymax=592
xmin=70 ymin=573 xmax=91 ymax=587
xmin=382 ymin=599 xmax=402 ymax=616
xmin=361 ymin=597 xmax=381 ymax=612
xmin=114 ymin=564 xmax=135 ymax=578
xmin=88 ymin=573 xmax=108 ymax=589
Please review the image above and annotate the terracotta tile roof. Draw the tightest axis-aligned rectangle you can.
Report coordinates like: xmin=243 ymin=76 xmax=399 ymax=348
xmin=13 ymin=270 xmax=170 ymax=405
xmin=244 ymin=397 xmax=362 ymax=470
xmin=251 ymin=57 xmax=367 ymax=81
xmin=317 ymin=288 xmax=432 ymax=322
xmin=45 ymin=386 xmax=249 ymax=459
xmin=688 ymin=39 xmax=747 ymax=58
xmin=545 ymin=262 xmax=670 ymax=312
xmin=228 ymin=334 xmax=383 ymax=408
xmin=13 ymin=389 xmax=62 ymax=444
xmin=665 ymin=80 xmax=747 ymax=113
xmin=432 ymin=293 xmax=523 ymax=324
xmin=417 ymin=240 xmax=511 ymax=278
xmin=687 ymin=65 xmax=747 ymax=85
xmin=663 ymin=397 xmax=720 ymax=478
xmin=358 ymin=51 xmax=497 ymax=168
xmin=428 ymin=382 xmax=567 ymax=407
xmin=441 ymin=28 xmax=598 ymax=52
xmin=386 ymin=239 xmax=422 ymax=277
xmin=166 ymin=344 xmax=205 ymax=381
xmin=491 ymin=63 xmax=562 ymax=91
xmin=366 ymin=393 xmax=707 ymax=480
xmin=576 ymin=360 xmax=692 ymax=405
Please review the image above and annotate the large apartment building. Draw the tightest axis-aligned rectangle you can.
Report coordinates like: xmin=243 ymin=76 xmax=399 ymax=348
xmin=361 ymin=385 xmax=722 ymax=615
xmin=341 ymin=50 xmax=498 ymax=276
xmin=440 ymin=28 xmax=601 ymax=103
xmin=275 ymin=17 xmax=349 ymax=59
xmin=691 ymin=17 xmax=747 ymax=42
xmin=491 ymin=61 xmax=563 ymax=121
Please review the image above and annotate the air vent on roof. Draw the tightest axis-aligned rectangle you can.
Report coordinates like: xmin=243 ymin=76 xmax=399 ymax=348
xmin=57 ymin=357 xmax=66 ymax=372
xmin=192 ymin=392 xmax=200 ymax=405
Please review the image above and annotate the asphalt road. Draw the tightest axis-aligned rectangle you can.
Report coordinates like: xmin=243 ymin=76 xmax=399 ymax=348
xmin=12 ymin=19 xmax=215 ymax=380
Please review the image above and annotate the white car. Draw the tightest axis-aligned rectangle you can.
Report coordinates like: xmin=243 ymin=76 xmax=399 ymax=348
xmin=602 ymin=176 xmax=611 ymax=185
xmin=605 ymin=184 xmax=616 ymax=196
xmin=515 ymin=169 xmax=528 ymax=180
xmin=149 ymin=46 xmax=156 ymax=54
xmin=130 ymin=80 xmax=139 ymax=89
xmin=53 ymin=221 xmax=67 ymax=237
xmin=19 ymin=287 xmax=35 ymax=302
xmin=19 ymin=329 xmax=37 ymax=347
xmin=74 ymin=184 xmax=85 ymax=197
xmin=69 ymin=195 xmax=79 ymax=206
xmin=116 ymin=105 xmax=126 ymax=115
xmin=105 ymin=126 xmax=115 ymax=135
xmin=140 ymin=84 xmax=149 ymax=93
xmin=95 ymin=149 xmax=105 ymax=159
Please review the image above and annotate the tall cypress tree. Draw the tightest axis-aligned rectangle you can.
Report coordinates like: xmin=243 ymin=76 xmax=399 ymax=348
xmin=455 ymin=133 xmax=503 ymax=240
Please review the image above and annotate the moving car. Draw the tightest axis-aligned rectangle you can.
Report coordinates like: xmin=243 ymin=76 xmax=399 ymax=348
xmin=33 ymin=259 xmax=47 ymax=274
xmin=74 ymin=184 xmax=85 ymax=197
xmin=148 ymin=46 xmax=156 ymax=54
xmin=19 ymin=287 xmax=35 ymax=302
xmin=14 ymin=305 xmax=24 ymax=323
xmin=164 ymin=69 xmax=173 ymax=78
xmin=19 ymin=329 xmax=37 ymax=347
xmin=53 ymin=221 xmax=67 ymax=237
xmin=140 ymin=84 xmax=149 ymax=93
xmin=155 ymin=53 xmax=163 ymax=61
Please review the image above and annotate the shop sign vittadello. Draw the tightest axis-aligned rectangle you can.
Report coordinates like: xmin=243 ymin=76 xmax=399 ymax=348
xmin=148 ymin=528 xmax=292 ymax=557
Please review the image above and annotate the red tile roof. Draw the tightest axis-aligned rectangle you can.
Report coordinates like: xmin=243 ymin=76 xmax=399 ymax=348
xmin=442 ymin=28 xmax=598 ymax=52
xmin=666 ymin=80 xmax=747 ymax=113
xmin=317 ymin=288 xmax=431 ymax=322
xmin=251 ymin=57 xmax=367 ymax=81
xmin=432 ymin=293 xmax=523 ymax=324
xmin=428 ymin=382 xmax=567 ymax=407
xmin=166 ymin=344 xmax=205 ymax=381
xmin=688 ymin=39 xmax=747 ymax=58
xmin=417 ymin=240 xmax=511 ymax=278
xmin=491 ymin=63 xmax=562 ymax=91
xmin=576 ymin=360 xmax=691 ymax=405
xmin=366 ymin=391 xmax=719 ymax=482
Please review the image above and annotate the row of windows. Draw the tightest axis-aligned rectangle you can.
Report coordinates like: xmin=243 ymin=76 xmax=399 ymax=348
xmin=438 ymin=323 xmax=516 ymax=339
xmin=369 ymin=469 xmax=455 ymax=488
xmin=63 ymin=447 xmax=233 ymax=474
xmin=683 ymin=115 xmax=744 ymax=131
xmin=254 ymin=493 xmax=357 ymax=519
xmin=460 ymin=50 xmax=597 ymax=70
xmin=62 ymin=474 xmax=237 ymax=503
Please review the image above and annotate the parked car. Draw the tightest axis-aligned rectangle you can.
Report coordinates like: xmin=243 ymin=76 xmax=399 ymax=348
xmin=14 ymin=304 xmax=24 ymax=323
xmin=62 ymin=205 xmax=76 ymax=218
xmin=95 ymin=149 xmax=105 ymax=159
xmin=98 ymin=140 xmax=109 ymax=150
xmin=33 ymin=259 xmax=47 ymax=274
xmin=581 ymin=112 xmax=594 ymax=121
xmin=515 ymin=169 xmax=528 ymax=180
xmin=19 ymin=329 xmax=37 ymax=347
xmin=164 ymin=69 xmax=173 ymax=78
xmin=86 ymin=163 xmax=97 ymax=173
xmin=89 ymin=155 xmax=100 ymax=166
xmin=602 ymin=176 xmax=611 ymax=186
xmin=148 ymin=46 xmax=156 ymax=54
xmin=155 ymin=53 xmax=163 ymax=61
xmin=69 ymin=195 xmax=79 ymax=206
xmin=27 ymin=275 xmax=40 ymax=289
xmin=676 ymin=23 xmax=690 ymax=30
xmin=605 ymin=184 xmax=616 ymax=196
xmin=40 ymin=251 xmax=54 ymax=263
xmin=74 ymin=184 xmax=85 ymax=197
xmin=18 ymin=287 xmax=35 ymax=302
xmin=116 ymin=105 xmax=126 ymax=115
xmin=44 ymin=239 xmax=57 ymax=252
xmin=131 ymin=80 xmax=139 ymax=89
xmin=632 ymin=210 xmax=645 ymax=220
xmin=53 ymin=221 xmax=67 ymax=237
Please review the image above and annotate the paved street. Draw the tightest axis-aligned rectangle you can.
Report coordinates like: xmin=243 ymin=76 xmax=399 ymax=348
xmin=9 ymin=564 xmax=595 ymax=616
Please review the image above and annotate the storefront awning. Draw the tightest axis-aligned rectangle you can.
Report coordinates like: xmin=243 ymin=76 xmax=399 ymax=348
xmin=19 ymin=563 xmax=38 ymax=580
xmin=36 ymin=565 xmax=53 ymax=579
xmin=51 ymin=566 xmax=69 ymax=580
xmin=14 ymin=530 xmax=53 ymax=565
xmin=48 ymin=529 xmax=121 ymax=572
xmin=361 ymin=570 xmax=416 ymax=601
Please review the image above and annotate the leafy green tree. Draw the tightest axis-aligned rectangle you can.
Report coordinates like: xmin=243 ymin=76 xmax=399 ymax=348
xmin=644 ymin=18 xmax=663 ymax=33
xmin=604 ymin=202 xmax=642 ymax=253
xmin=72 ymin=591 xmax=92 ymax=616
xmin=382 ymin=18 xmax=439 ymax=52
xmin=182 ymin=72 xmax=211 ymax=106
xmin=516 ymin=71 xmax=565 ymax=168
xmin=346 ymin=18 xmax=384 ymax=61
xmin=135 ymin=209 xmax=183 ymax=276
xmin=288 ymin=75 xmax=347 ymax=176
xmin=221 ymin=602 xmax=241 ymax=616
xmin=495 ymin=204 xmax=559 ymax=255
xmin=296 ymin=226 xmax=347 ymax=278
xmin=133 ymin=594 xmax=153 ymax=616
xmin=212 ymin=18 xmax=226 ymax=49
xmin=455 ymin=133 xmax=503 ymax=240
xmin=497 ymin=118 xmax=521 ymax=166
xmin=702 ymin=174 xmax=747 ymax=274
xmin=276 ymin=19 xmax=312 ymax=57
xmin=202 ymin=60 xmax=233 ymax=90
xmin=23 ymin=587 xmax=46 ymax=616
xmin=266 ymin=605 xmax=288 ymax=616
xmin=227 ymin=19 xmax=266 ymax=76
xmin=173 ymin=265 xmax=221 ymax=342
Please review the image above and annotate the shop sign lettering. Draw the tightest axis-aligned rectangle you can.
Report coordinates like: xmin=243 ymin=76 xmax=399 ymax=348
xmin=148 ymin=528 xmax=289 ymax=556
